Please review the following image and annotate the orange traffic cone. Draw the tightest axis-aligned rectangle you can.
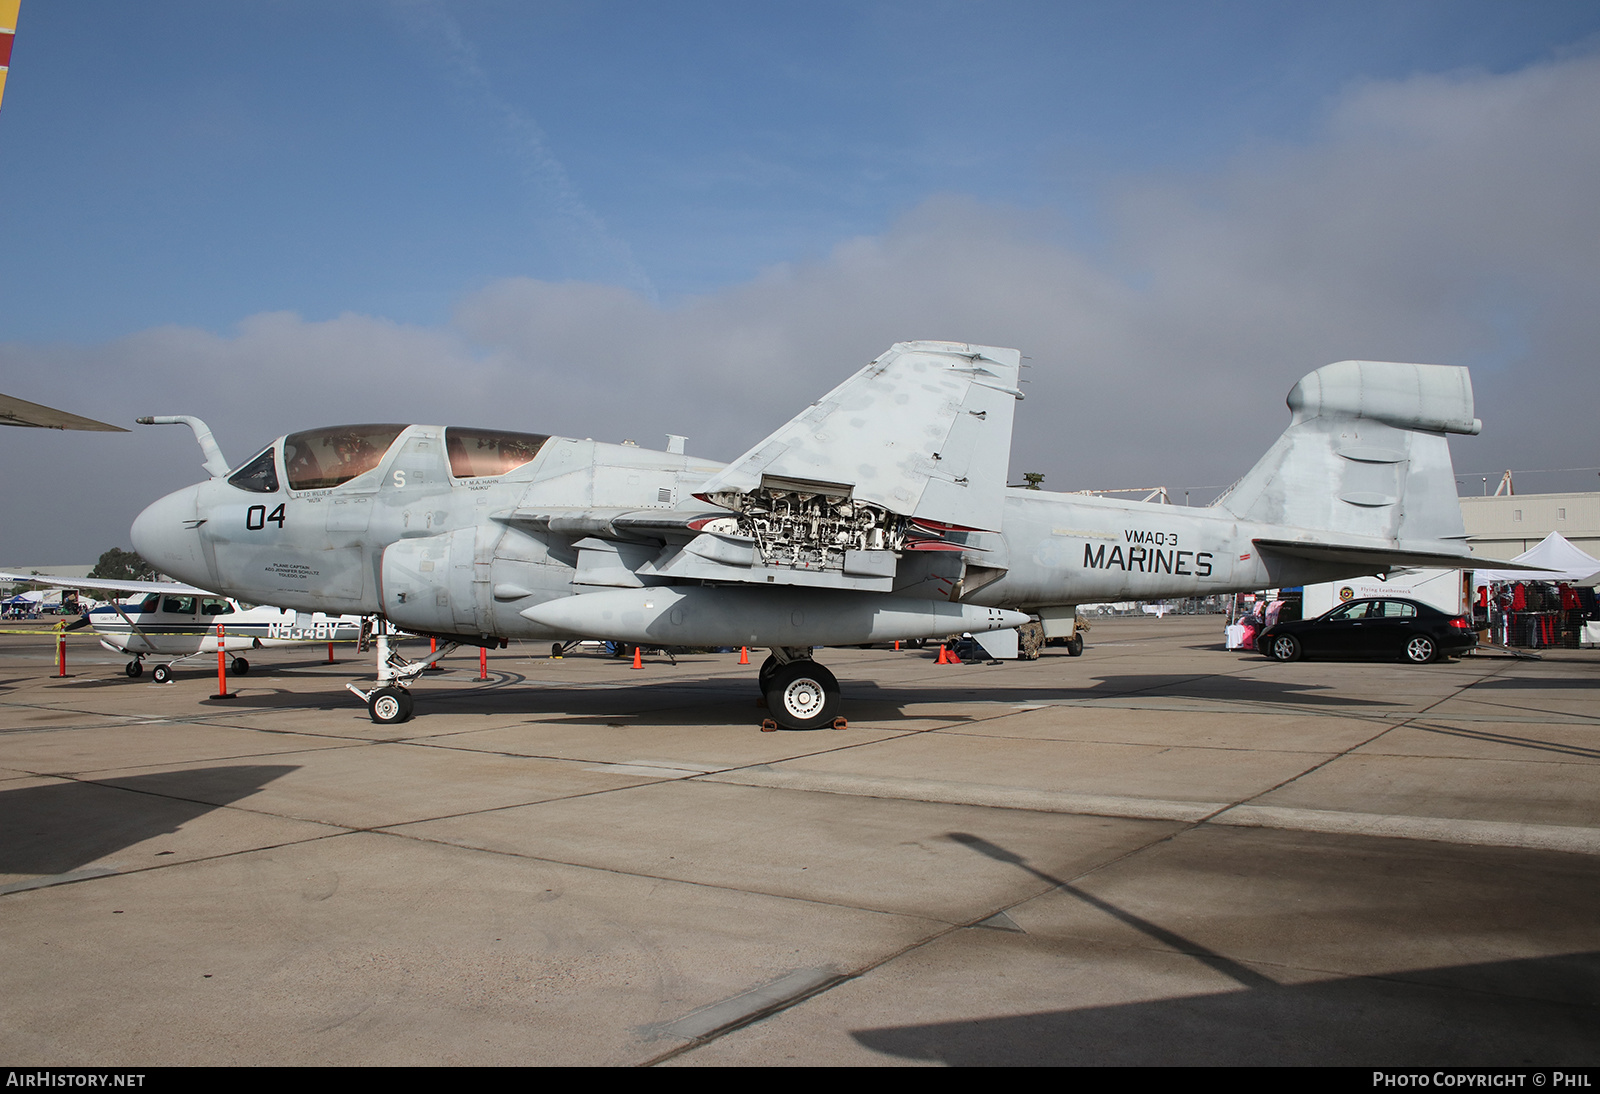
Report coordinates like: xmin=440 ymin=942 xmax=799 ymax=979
xmin=894 ymin=640 xmax=900 ymax=650
xmin=739 ymin=646 xmax=749 ymax=665
xmin=935 ymin=644 xmax=948 ymax=664
xmin=631 ymin=646 xmax=643 ymax=669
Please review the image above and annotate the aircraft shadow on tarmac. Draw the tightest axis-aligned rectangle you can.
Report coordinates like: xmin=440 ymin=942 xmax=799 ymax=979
xmin=849 ymin=949 xmax=1600 ymax=1066
xmin=845 ymin=832 xmax=1600 ymax=1066
xmin=0 ymin=764 xmax=297 ymax=880
xmin=98 ymin=666 xmax=1397 ymax=729
xmin=1462 ymin=675 xmax=1600 ymax=690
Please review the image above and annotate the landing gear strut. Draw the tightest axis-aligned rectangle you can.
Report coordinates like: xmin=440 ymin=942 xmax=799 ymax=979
xmin=345 ymin=618 xmax=461 ymax=725
xmin=758 ymin=648 xmax=844 ymax=730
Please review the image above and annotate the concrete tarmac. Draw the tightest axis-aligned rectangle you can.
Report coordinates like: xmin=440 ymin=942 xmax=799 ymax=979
xmin=0 ymin=618 xmax=1596 ymax=1066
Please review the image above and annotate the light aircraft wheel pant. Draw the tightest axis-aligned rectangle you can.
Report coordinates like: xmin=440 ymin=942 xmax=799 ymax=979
xmin=764 ymin=660 xmax=840 ymax=731
xmin=368 ymin=686 xmax=414 ymax=725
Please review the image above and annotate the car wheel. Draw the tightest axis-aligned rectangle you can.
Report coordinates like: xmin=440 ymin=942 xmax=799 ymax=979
xmin=1268 ymin=634 xmax=1301 ymax=662
xmin=231 ymin=657 xmax=250 ymax=676
xmin=368 ymin=686 xmax=414 ymax=724
xmin=764 ymin=660 xmax=840 ymax=730
xmin=1405 ymin=635 xmax=1437 ymax=664
xmin=152 ymin=664 xmax=172 ymax=684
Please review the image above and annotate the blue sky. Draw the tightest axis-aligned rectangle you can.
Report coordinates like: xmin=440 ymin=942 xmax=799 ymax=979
xmin=2 ymin=2 xmax=1599 ymax=559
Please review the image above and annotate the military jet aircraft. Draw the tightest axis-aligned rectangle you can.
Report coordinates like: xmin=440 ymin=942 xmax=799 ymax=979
xmin=129 ymin=340 xmax=1496 ymax=728
xmin=0 ymin=571 xmax=361 ymax=681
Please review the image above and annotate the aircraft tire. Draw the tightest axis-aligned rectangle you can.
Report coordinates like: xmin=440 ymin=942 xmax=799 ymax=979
xmin=368 ymin=686 xmax=414 ymax=724
xmin=125 ymin=660 xmax=143 ymax=678
xmin=231 ymin=657 xmax=250 ymax=676
xmin=1066 ymin=633 xmax=1084 ymax=657
xmin=1268 ymin=634 xmax=1301 ymax=663
xmin=764 ymin=660 xmax=840 ymax=731
xmin=152 ymin=664 xmax=172 ymax=684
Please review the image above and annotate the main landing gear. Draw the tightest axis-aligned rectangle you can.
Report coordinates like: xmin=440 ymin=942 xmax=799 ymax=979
xmin=131 ymin=652 xmax=250 ymax=682
xmin=758 ymin=648 xmax=845 ymax=731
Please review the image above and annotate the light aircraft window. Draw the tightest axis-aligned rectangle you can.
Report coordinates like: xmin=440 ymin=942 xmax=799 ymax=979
xmin=200 ymin=598 xmax=234 ymax=615
xmin=228 ymin=446 xmax=280 ymax=493
xmin=162 ymin=596 xmax=197 ymax=615
xmin=138 ymin=594 xmax=161 ymax=613
xmin=283 ymin=425 xmax=406 ymax=491
xmin=446 ymin=427 xmax=550 ymax=478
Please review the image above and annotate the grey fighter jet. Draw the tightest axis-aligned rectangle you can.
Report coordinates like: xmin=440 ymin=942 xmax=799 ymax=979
xmin=130 ymin=340 xmax=1492 ymax=728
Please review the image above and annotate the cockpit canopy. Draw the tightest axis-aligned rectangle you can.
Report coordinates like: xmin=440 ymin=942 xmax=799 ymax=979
xmin=284 ymin=425 xmax=407 ymax=491
xmin=228 ymin=425 xmax=554 ymax=494
xmin=445 ymin=427 xmax=550 ymax=478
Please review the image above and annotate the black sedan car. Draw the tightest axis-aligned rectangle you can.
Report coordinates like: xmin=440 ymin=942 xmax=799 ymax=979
xmin=1258 ymin=597 xmax=1477 ymax=664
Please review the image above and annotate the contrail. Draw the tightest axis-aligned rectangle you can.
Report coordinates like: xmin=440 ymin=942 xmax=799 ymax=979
xmin=393 ymin=1 xmax=659 ymax=302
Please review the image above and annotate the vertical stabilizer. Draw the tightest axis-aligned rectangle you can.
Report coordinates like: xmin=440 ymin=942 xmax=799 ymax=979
xmin=1216 ymin=360 xmax=1480 ymax=550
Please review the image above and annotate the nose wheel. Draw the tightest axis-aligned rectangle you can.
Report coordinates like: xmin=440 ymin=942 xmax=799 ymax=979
xmin=125 ymin=659 xmax=143 ymax=678
xmin=366 ymin=686 xmax=414 ymax=725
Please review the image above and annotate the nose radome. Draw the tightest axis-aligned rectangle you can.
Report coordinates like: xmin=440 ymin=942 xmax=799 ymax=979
xmin=132 ymin=484 xmax=212 ymax=587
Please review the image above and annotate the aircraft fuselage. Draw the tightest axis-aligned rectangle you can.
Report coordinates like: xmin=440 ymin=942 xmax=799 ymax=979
xmin=133 ymin=424 xmax=1376 ymax=644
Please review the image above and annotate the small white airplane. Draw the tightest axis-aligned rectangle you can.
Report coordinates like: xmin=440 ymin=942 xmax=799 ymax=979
xmin=0 ymin=571 xmax=362 ymax=681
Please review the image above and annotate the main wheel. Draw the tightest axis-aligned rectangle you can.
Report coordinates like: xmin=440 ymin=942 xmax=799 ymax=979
xmin=231 ymin=657 xmax=250 ymax=676
xmin=764 ymin=660 xmax=840 ymax=730
xmin=1066 ymin=633 xmax=1084 ymax=657
xmin=152 ymin=664 xmax=172 ymax=684
xmin=125 ymin=660 xmax=143 ymax=678
xmin=368 ymin=686 xmax=414 ymax=724
xmin=1405 ymin=635 xmax=1437 ymax=664
xmin=1267 ymin=634 xmax=1301 ymax=662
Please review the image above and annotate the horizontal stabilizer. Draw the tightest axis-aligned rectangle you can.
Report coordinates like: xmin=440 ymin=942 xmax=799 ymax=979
xmin=1253 ymin=540 xmax=1544 ymax=575
xmin=697 ymin=341 xmax=1023 ymax=531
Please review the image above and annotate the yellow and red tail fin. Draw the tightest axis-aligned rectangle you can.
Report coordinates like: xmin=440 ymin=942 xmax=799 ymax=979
xmin=0 ymin=0 xmax=18 ymax=113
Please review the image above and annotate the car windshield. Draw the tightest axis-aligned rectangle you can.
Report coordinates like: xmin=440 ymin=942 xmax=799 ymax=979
xmin=283 ymin=425 xmax=406 ymax=490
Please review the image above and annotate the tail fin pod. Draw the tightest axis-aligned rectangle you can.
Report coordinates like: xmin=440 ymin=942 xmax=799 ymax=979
xmin=1216 ymin=360 xmax=1480 ymax=547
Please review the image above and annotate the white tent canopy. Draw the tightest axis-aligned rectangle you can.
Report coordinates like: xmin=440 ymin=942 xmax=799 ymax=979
xmin=1474 ymin=532 xmax=1600 ymax=584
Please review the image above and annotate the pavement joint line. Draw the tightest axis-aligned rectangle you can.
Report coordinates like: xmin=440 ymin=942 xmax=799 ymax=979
xmin=699 ymin=767 xmax=1600 ymax=855
xmin=648 ymin=804 xmax=1252 ymax=1065
xmin=362 ymin=823 xmax=957 ymax=924
xmin=1190 ymin=661 xmax=1521 ymax=826
xmin=0 ymin=830 xmax=358 ymax=899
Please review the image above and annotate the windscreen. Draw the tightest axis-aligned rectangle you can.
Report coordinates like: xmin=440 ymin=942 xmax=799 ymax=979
xmin=445 ymin=427 xmax=550 ymax=478
xmin=283 ymin=425 xmax=406 ymax=491
xmin=228 ymin=445 xmax=279 ymax=493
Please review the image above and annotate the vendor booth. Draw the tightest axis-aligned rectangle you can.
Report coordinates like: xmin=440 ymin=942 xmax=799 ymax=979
xmin=1472 ymin=533 xmax=1600 ymax=649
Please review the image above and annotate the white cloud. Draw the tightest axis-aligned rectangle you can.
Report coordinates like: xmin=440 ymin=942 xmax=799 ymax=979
xmin=3 ymin=49 xmax=1596 ymax=560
